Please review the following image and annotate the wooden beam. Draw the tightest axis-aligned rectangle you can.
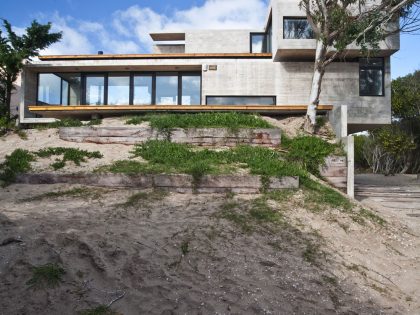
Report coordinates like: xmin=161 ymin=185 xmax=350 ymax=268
xmin=38 ymin=53 xmax=273 ymax=61
xmin=29 ymin=105 xmax=333 ymax=112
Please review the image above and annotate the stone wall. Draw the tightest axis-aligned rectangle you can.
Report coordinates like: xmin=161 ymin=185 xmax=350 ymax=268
xmin=59 ymin=126 xmax=282 ymax=147
xmin=319 ymin=156 xmax=347 ymax=189
xmin=16 ymin=173 xmax=299 ymax=194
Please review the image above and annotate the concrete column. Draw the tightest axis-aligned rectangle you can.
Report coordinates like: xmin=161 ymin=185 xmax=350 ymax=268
xmin=345 ymin=135 xmax=355 ymax=198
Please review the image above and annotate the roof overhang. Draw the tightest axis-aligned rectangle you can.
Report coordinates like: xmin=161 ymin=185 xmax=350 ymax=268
xmin=150 ymin=33 xmax=186 ymax=41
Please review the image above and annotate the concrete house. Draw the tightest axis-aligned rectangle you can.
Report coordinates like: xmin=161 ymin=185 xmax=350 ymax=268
xmin=19 ymin=0 xmax=399 ymax=134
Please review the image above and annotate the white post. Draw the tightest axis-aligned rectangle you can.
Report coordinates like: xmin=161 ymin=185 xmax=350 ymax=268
xmin=345 ymin=135 xmax=355 ymax=198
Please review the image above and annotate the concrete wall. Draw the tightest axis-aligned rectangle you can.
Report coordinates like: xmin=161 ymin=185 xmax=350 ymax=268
xmin=21 ymin=55 xmax=391 ymax=130
xmin=270 ymin=0 xmax=400 ymax=60
xmin=10 ymin=74 xmax=22 ymax=117
xmin=185 ymin=30 xmax=258 ymax=53
xmin=153 ymin=44 xmax=185 ymax=54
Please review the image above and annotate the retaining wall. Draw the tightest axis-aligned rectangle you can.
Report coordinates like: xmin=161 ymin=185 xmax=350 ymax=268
xmin=16 ymin=173 xmax=299 ymax=194
xmin=59 ymin=126 xmax=281 ymax=147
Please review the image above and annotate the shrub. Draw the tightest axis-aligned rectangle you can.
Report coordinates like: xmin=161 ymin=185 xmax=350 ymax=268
xmin=282 ymin=135 xmax=343 ymax=176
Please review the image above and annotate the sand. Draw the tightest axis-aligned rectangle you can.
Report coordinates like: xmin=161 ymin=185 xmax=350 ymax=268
xmin=0 ymin=184 xmax=418 ymax=315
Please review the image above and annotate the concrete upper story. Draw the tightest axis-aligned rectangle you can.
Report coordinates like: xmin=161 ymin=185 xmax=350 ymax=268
xmin=152 ymin=0 xmax=400 ymax=60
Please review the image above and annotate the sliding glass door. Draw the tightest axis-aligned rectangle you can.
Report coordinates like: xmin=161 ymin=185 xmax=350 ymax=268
xmin=133 ymin=75 xmax=153 ymax=105
xmin=85 ymin=75 xmax=105 ymax=105
xmin=156 ymin=74 xmax=179 ymax=105
xmin=108 ymin=74 xmax=130 ymax=105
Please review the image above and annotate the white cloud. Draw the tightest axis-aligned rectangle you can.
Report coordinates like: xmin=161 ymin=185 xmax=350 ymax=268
xmin=112 ymin=0 xmax=268 ymax=52
xmin=30 ymin=0 xmax=269 ymax=55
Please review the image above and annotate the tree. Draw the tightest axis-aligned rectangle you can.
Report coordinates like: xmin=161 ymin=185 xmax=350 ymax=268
xmin=300 ymin=0 xmax=420 ymax=133
xmin=0 ymin=20 xmax=61 ymax=120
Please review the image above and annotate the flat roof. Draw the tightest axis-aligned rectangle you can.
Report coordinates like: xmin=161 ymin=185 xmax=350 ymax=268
xmin=38 ymin=53 xmax=273 ymax=61
xmin=150 ymin=33 xmax=186 ymax=41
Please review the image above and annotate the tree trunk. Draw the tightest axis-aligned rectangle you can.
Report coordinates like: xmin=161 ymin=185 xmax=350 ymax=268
xmin=4 ymin=75 xmax=13 ymax=119
xmin=304 ymin=40 xmax=328 ymax=134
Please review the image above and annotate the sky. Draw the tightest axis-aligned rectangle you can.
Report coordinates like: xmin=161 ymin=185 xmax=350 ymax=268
xmin=0 ymin=0 xmax=418 ymax=79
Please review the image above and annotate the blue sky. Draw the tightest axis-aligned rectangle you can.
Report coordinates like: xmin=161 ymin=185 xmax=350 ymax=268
xmin=0 ymin=0 xmax=418 ymax=79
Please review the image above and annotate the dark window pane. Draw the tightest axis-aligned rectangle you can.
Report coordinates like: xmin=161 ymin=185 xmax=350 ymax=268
xmin=37 ymin=74 xmax=62 ymax=105
xmin=283 ymin=18 xmax=314 ymax=39
xmin=206 ymin=96 xmax=275 ymax=105
xmin=360 ymin=69 xmax=383 ymax=96
xmin=133 ymin=76 xmax=153 ymax=105
xmin=108 ymin=75 xmax=130 ymax=105
xmin=61 ymin=80 xmax=69 ymax=105
xmin=359 ymin=58 xmax=384 ymax=96
xmin=182 ymin=75 xmax=201 ymax=105
xmin=86 ymin=76 xmax=105 ymax=105
xmin=156 ymin=75 xmax=178 ymax=105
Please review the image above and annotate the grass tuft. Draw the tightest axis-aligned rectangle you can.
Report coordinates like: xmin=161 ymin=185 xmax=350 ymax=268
xmin=79 ymin=305 xmax=117 ymax=315
xmin=117 ymin=190 xmax=168 ymax=209
xmin=26 ymin=263 xmax=65 ymax=289
xmin=125 ymin=112 xmax=273 ymax=130
xmin=0 ymin=149 xmax=35 ymax=186
xmin=35 ymin=147 xmax=103 ymax=170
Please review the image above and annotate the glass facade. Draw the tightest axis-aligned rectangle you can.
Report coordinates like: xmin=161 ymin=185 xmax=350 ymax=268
xmin=37 ymin=73 xmax=81 ymax=105
xmin=283 ymin=18 xmax=314 ymax=39
xmin=359 ymin=58 xmax=384 ymax=96
xmin=182 ymin=75 xmax=201 ymax=105
xmin=85 ymin=75 xmax=105 ymax=105
xmin=156 ymin=74 xmax=178 ymax=105
xmin=36 ymin=72 xmax=201 ymax=105
xmin=108 ymin=74 xmax=130 ymax=105
xmin=206 ymin=96 xmax=276 ymax=106
xmin=133 ymin=75 xmax=153 ymax=105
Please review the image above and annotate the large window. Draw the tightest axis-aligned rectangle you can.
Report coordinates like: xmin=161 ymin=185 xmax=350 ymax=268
xmin=108 ymin=74 xmax=130 ymax=105
xmin=156 ymin=74 xmax=179 ymax=105
xmin=133 ymin=75 xmax=153 ymax=105
xmin=37 ymin=72 xmax=201 ymax=106
xmin=85 ymin=75 xmax=105 ymax=105
xmin=283 ymin=18 xmax=314 ymax=39
xmin=359 ymin=58 xmax=384 ymax=96
xmin=37 ymin=73 xmax=81 ymax=105
xmin=182 ymin=75 xmax=201 ymax=105
xmin=206 ymin=96 xmax=276 ymax=106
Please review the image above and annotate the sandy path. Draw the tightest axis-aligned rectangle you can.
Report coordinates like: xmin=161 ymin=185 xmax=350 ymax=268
xmin=0 ymin=184 xmax=418 ymax=314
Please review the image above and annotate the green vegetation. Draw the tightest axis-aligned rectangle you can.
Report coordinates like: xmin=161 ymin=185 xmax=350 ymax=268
xmin=35 ymin=147 xmax=103 ymax=170
xmin=301 ymin=178 xmax=352 ymax=212
xmin=117 ymin=190 xmax=168 ymax=209
xmin=0 ymin=149 xmax=35 ymax=186
xmin=180 ymin=241 xmax=189 ymax=255
xmin=79 ymin=306 xmax=117 ymax=315
xmin=358 ymin=208 xmax=387 ymax=226
xmin=282 ymin=135 xmax=344 ymax=176
xmin=26 ymin=263 xmax=65 ymax=289
xmin=125 ymin=112 xmax=273 ymax=130
xmin=218 ymin=197 xmax=283 ymax=233
xmin=33 ymin=118 xmax=102 ymax=130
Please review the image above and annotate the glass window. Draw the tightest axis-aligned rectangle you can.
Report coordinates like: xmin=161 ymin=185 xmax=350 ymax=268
xmin=182 ymin=75 xmax=201 ymax=105
xmin=206 ymin=96 xmax=276 ymax=106
xmin=62 ymin=73 xmax=81 ymax=105
xmin=86 ymin=75 xmax=105 ymax=105
xmin=283 ymin=18 xmax=314 ymax=39
xmin=156 ymin=74 xmax=178 ymax=105
xmin=133 ymin=76 xmax=153 ymax=105
xmin=359 ymin=58 xmax=384 ymax=96
xmin=37 ymin=74 xmax=62 ymax=105
xmin=251 ymin=33 xmax=268 ymax=53
xmin=108 ymin=75 xmax=130 ymax=105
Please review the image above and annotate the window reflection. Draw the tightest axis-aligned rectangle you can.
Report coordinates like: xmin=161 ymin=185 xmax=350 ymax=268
xmin=133 ymin=76 xmax=153 ymax=105
xmin=108 ymin=75 xmax=130 ymax=105
xmin=182 ymin=75 xmax=201 ymax=105
xmin=283 ymin=18 xmax=314 ymax=39
xmin=156 ymin=75 xmax=178 ymax=105
xmin=86 ymin=76 xmax=105 ymax=105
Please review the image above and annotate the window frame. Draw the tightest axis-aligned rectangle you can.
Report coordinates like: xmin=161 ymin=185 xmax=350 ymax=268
xmin=359 ymin=57 xmax=385 ymax=97
xmin=82 ymin=73 xmax=108 ymax=105
xmin=36 ymin=73 xmax=72 ymax=106
xmin=205 ymin=95 xmax=277 ymax=106
xmin=283 ymin=17 xmax=315 ymax=39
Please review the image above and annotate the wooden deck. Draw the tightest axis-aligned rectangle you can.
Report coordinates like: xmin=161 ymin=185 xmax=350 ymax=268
xmin=28 ymin=105 xmax=334 ymax=116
